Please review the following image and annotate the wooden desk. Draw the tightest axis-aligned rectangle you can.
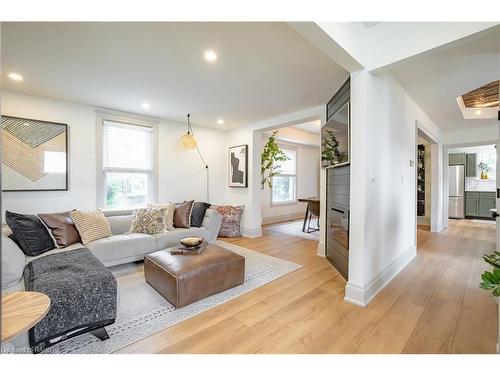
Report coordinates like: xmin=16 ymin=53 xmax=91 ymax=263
xmin=298 ymin=198 xmax=320 ymax=232
xmin=1 ymin=291 xmax=51 ymax=342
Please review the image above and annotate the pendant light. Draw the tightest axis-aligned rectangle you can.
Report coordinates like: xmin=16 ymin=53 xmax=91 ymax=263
xmin=180 ymin=114 xmax=197 ymax=149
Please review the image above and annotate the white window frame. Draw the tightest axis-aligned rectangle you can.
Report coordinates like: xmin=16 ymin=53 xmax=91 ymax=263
xmin=271 ymin=145 xmax=298 ymax=206
xmin=96 ymin=110 xmax=158 ymax=209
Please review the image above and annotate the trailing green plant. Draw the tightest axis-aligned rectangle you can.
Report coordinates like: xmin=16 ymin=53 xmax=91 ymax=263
xmin=480 ymin=251 xmax=500 ymax=297
xmin=321 ymin=129 xmax=347 ymax=166
xmin=477 ymin=161 xmax=492 ymax=173
xmin=261 ymin=130 xmax=289 ymax=189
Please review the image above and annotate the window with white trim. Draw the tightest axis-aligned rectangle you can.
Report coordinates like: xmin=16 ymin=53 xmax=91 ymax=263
xmin=271 ymin=147 xmax=297 ymax=205
xmin=101 ymin=120 xmax=155 ymax=209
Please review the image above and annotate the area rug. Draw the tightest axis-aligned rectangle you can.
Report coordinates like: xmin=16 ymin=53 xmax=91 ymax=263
xmin=43 ymin=240 xmax=301 ymax=354
xmin=268 ymin=220 xmax=320 ymax=241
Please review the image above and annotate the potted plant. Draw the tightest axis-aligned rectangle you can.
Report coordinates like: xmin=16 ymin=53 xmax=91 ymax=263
xmin=321 ymin=129 xmax=347 ymax=167
xmin=261 ymin=130 xmax=289 ymax=189
xmin=480 ymin=251 xmax=500 ymax=353
xmin=478 ymin=161 xmax=492 ymax=179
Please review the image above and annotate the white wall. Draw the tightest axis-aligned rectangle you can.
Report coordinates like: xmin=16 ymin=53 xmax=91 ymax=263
xmin=442 ymin=124 xmax=499 ymax=145
xmin=1 ymin=91 xmax=227 ymax=218
xmin=346 ymin=70 xmax=441 ymax=306
xmin=260 ymin=137 xmax=319 ymax=225
xmin=225 ymin=105 xmax=325 ymax=238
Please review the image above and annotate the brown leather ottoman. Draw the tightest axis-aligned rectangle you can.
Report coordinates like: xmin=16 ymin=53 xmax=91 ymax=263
xmin=144 ymin=244 xmax=245 ymax=308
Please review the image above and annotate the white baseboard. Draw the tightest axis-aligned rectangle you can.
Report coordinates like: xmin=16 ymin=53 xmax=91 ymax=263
xmin=344 ymin=245 xmax=416 ymax=307
xmin=262 ymin=213 xmax=303 ymax=225
xmin=242 ymin=226 xmax=263 ymax=238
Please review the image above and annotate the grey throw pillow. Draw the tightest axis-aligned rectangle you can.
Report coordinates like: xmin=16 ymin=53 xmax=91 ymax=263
xmin=5 ymin=211 xmax=55 ymax=256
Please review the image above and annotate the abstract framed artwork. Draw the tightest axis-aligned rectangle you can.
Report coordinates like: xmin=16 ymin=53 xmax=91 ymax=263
xmin=228 ymin=144 xmax=248 ymax=188
xmin=1 ymin=115 xmax=68 ymax=191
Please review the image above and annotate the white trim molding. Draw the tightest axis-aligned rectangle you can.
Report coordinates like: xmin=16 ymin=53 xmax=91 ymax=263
xmin=344 ymin=244 xmax=416 ymax=307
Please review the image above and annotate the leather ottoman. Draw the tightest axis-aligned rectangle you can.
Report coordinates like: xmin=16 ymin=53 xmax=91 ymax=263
xmin=144 ymin=244 xmax=245 ymax=308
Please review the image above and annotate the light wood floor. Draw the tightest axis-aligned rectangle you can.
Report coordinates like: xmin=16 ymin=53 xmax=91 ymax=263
xmin=117 ymin=219 xmax=497 ymax=354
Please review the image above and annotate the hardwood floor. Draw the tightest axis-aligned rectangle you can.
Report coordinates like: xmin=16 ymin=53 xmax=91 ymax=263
xmin=117 ymin=219 xmax=497 ymax=354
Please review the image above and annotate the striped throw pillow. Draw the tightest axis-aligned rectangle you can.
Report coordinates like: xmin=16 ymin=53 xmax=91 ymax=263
xmin=69 ymin=210 xmax=112 ymax=245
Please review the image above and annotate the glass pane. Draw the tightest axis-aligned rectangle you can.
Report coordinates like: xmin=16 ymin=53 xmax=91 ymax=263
xmin=322 ymin=102 xmax=349 ymax=167
xmin=104 ymin=123 xmax=152 ymax=169
xmin=272 ymin=176 xmax=296 ymax=203
xmin=106 ymin=172 xmax=149 ymax=209
xmin=278 ymin=148 xmax=296 ymax=175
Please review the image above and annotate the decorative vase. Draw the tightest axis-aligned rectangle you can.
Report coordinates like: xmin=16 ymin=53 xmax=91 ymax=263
xmin=481 ymin=171 xmax=488 ymax=179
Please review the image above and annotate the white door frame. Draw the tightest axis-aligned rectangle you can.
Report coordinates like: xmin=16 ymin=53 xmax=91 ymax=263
xmin=442 ymin=139 xmax=498 ymax=230
xmin=415 ymin=121 xmax=441 ymax=236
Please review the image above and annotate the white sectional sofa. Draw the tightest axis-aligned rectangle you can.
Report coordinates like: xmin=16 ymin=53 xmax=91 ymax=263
xmin=2 ymin=208 xmax=222 ymax=292
xmin=1 ymin=207 xmax=222 ymax=352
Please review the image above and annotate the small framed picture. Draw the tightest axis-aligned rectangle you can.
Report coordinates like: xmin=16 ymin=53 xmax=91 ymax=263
xmin=228 ymin=144 xmax=248 ymax=188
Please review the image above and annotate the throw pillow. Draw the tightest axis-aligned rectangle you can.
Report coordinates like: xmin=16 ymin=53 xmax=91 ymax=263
xmin=69 ymin=210 xmax=113 ymax=245
xmin=39 ymin=211 xmax=82 ymax=248
xmin=129 ymin=208 xmax=167 ymax=234
xmin=5 ymin=211 xmax=55 ymax=256
xmin=190 ymin=202 xmax=211 ymax=228
xmin=147 ymin=202 xmax=175 ymax=230
xmin=173 ymin=200 xmax=194 ymax=228
xmin=210 ymin=205 xmax=244 ymax=237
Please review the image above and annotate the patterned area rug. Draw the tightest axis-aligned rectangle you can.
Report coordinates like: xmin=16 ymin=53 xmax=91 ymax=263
xmin=268 ymin=220 xmax=320 ymax=241
xmin=43 ymin=240 xmax=301 ymax=354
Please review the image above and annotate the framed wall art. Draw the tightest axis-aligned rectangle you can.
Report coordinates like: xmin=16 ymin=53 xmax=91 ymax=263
xmin=228 ymin=144 xmax=248 ymax=188
xmin=1 ymin=115 xmax=68 ymax=191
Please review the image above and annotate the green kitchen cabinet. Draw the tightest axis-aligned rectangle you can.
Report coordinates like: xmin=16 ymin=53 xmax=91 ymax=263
xmin=465 ymin=191 xmax=496 ymax=218
xmin=465 ymin=192 xmax=479 ymax=216
xmin=449 ymin=153 xmax=466 ymax=165
xmin=466 ymin=153 xmax=477 ymax=177
xmin=479 ymin=192 xmax=496 ymax=218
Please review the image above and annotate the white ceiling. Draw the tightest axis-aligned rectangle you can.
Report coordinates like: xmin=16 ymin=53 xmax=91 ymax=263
xmin=390 ymin=26 xmax=500 ymax=131
xmin=291 ymin=119 xmax=321 ymax=134
xmin=0 ymin=22 xmax=348 ymax=129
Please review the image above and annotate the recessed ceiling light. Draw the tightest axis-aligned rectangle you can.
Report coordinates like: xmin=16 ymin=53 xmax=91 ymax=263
xmin=8 ymin=72 xmax=23 ymax=81
xmin=141 ymin=102 xmax=150 ymax=109
xmin=204 ymin=50 xmax=217 ymax=63
xmin=475 ymin=109 xmax=482 ymax=115
xmin=217 ymin=119 xmax=224 ymax=125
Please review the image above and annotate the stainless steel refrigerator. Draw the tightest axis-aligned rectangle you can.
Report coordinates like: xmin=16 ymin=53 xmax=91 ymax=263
xmin=448 ymin=165 xmax=465 ymax=219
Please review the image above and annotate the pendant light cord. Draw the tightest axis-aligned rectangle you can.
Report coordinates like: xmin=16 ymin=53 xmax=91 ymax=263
xmin=187 ymin=114 xmax=210 ymax=202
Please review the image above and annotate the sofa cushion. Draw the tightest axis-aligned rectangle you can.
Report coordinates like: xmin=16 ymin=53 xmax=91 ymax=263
xmin=153 ymin=227 xmax=209 ymax=250
xmin=1 ymin=236 xmax=26 ymax=288
xmin=70 ymin=210 xmax=113 ymax=245
xmin=38 ymin=211 xmax=82 ymax=248
xmin=147 ymin=203 xmax=175 ymax=230
xmin=210 ymin=205 xmax=244 ymax=237
xmin=190 ymin=202 xmax=211 ymax=228
xmin=173 ymin=201 xmax=194 ymax=228
xmin=86 ymin=233 xmax=157 ymax=265
xmin=129 ymin=208 xmax=167 ymax=234
xmin=5 ymin=211 xmax=55 ymax=256
xmin=106 ymin=214 xmax=133 ymax=235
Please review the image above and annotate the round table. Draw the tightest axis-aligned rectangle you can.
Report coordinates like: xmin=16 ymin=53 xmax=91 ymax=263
xmin=1 ymin=291 xmax=51 ymax=342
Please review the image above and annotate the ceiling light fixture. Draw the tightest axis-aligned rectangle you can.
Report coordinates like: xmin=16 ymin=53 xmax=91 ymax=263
xmin=141 ymin=102 xmax=150 ymax=109
xmin=8 ymin=72 xmax=23 ymax=81
xmin=204 ymin=50 xmax=217 ymax=63
xmin=217 ymin=119 xmax=224 ymax=125
xmin=475 ymin=109 xmax=482 ymax=115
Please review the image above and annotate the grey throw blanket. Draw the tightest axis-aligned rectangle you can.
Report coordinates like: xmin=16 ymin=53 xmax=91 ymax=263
xmin=24 ymin=248 xmax=117 ymax=352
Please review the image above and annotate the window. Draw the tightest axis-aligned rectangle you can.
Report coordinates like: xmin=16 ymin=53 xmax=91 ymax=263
xmin=476 ymin=148 xmax=496 ymax=180
xmin=271 ymin=147 xmax=297 ymax=205
xmin=101 ymin=119 xmax=155 ymax=209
